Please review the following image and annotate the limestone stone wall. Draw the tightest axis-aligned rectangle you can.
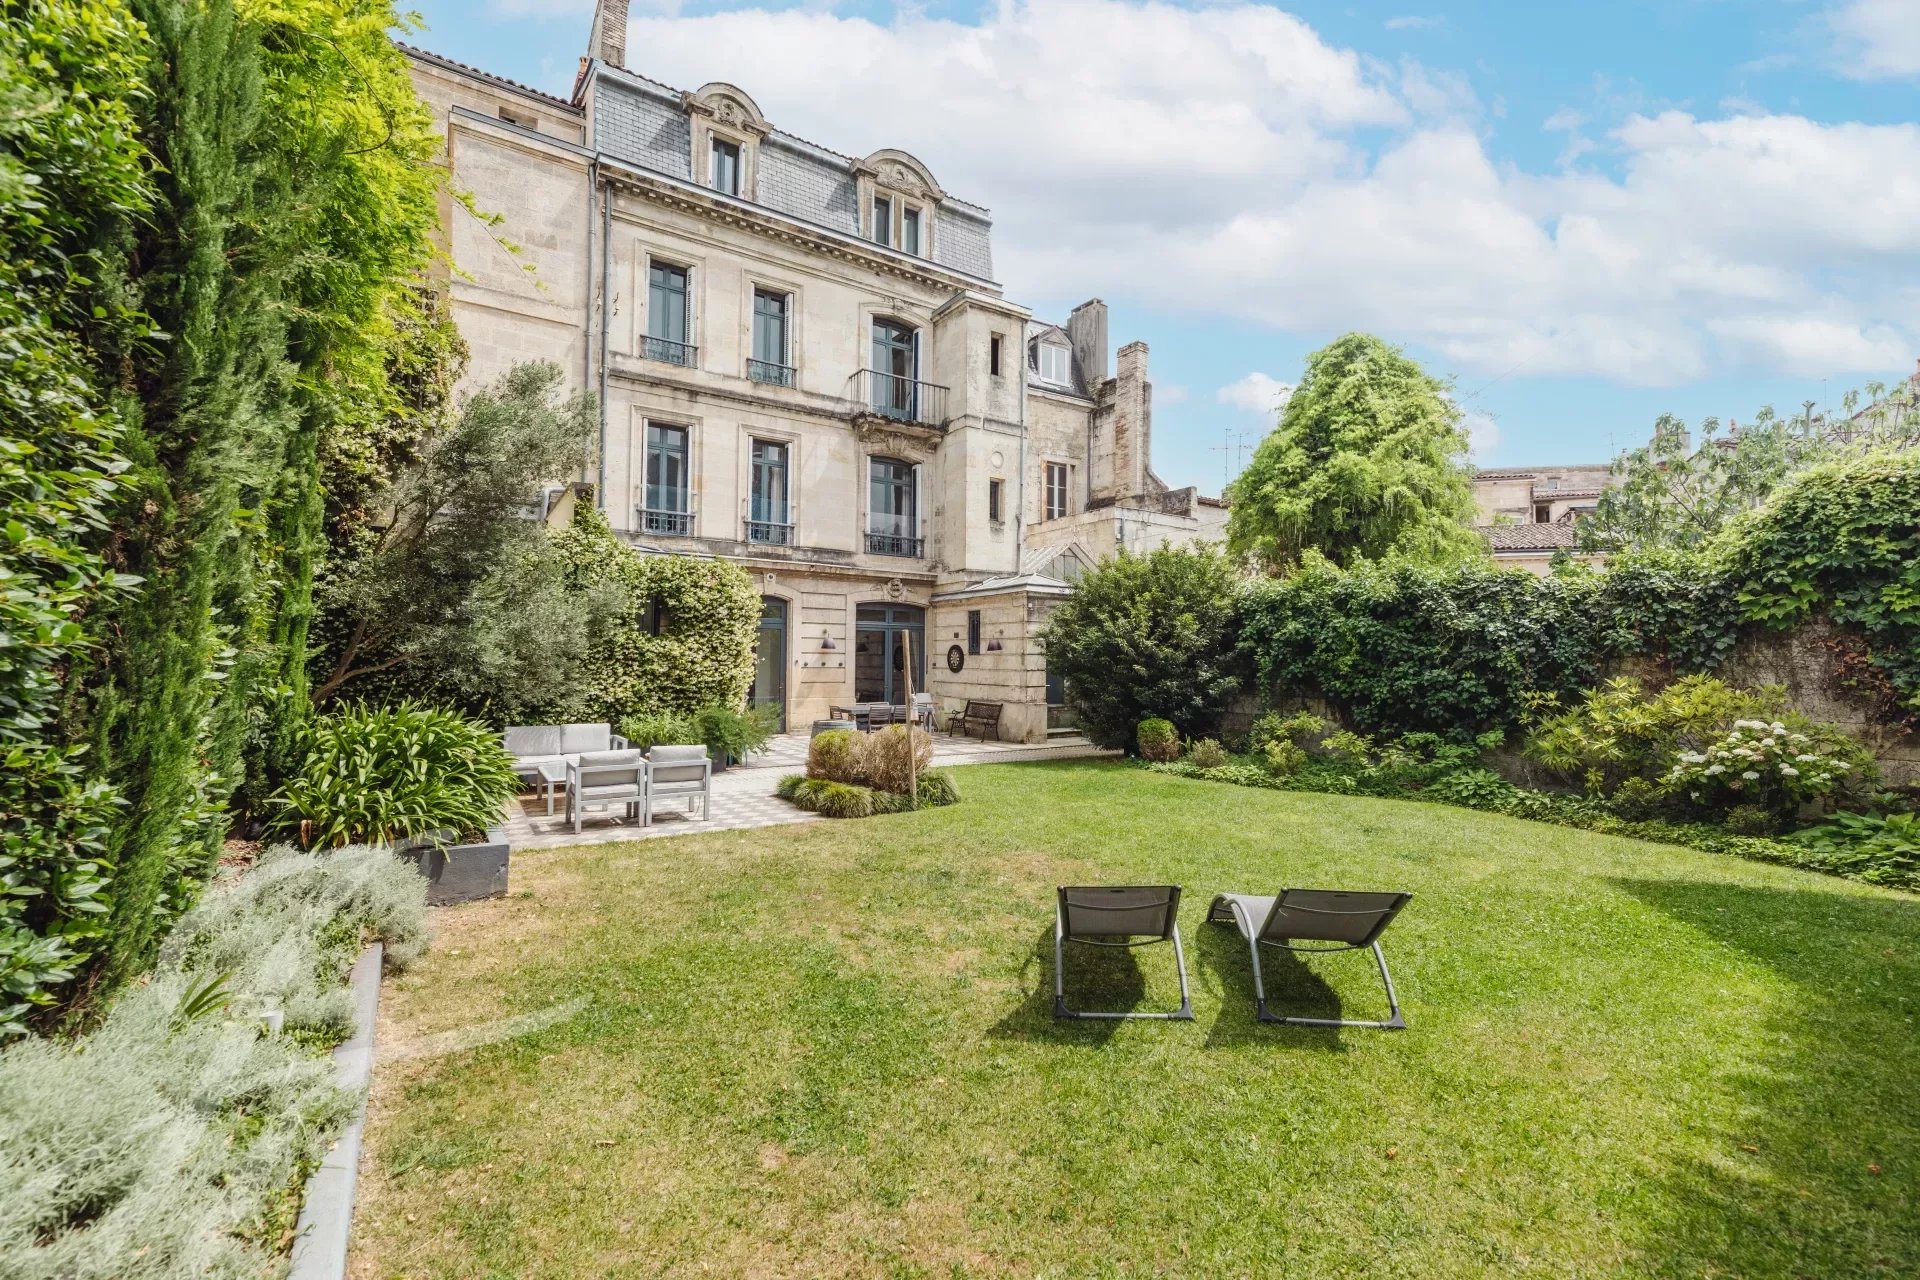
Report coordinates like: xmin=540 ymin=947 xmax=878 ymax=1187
xmin=1718 ymin=620 xmax=1920 ymax=788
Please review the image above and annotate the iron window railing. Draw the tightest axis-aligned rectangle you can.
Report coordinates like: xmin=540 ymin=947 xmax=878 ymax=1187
xmin=639 ymin=507 xmax=693 ymax=536
xmin=865 ymin=530 xmax=924 ymax=558
xmin=745 ymin=519 xmax=793 ymax=546
xmin=642 ymin=335 xmax=698 ymax=368
xmin=747 ymin=358 xmax=795 ymax=387
xmin=851 ymin=370 xmax=949 ymax=426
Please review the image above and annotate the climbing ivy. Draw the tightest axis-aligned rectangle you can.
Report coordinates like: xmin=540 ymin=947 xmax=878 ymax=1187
xmin=549 ymin=507 xmax=763 ymax=721
xmin=1716 ymin=452 xmax=1920 ymax=723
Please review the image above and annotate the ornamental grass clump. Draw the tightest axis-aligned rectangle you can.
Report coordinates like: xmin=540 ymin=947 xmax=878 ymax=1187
xmin=0 ymin=845 xmax=428 ymax=1277
xmin=273 ymin=703 xmax=521 ymax=848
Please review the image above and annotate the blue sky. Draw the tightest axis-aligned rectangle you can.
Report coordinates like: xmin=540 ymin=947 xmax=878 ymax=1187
xmin=404 ymin=0 xmax=1920 ymax=492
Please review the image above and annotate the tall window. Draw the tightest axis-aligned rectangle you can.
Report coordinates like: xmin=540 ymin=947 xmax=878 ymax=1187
xmin=1044 ymin=462 xmax=1068 ymax=521
xmin=967 ymin=609 xmax=982 ymax=655
xmin=902 ymin=206 xmax=922 ymax=256
xmin=646 ymin=262 xmax=693 ymax=366
xmin=988 ymin=478 xmax=1004 ymax=523
xmin=750 ymin=289 xmax=791 ymax=385
xmin=710 ymin=138 xmax=741 ymax=195
xmin=868 ymin=457 xmax=918 ymax=556
xmin=748 ymin=439 xmax=790 ymax=545
xmin=871 ymin=195 xmax=892 ymax=247
xmin=1036 ymin=342 xmax=1071 ymax=385
xmin=989 ymin=334 xmax=1003 ymax=377
xmin=870 ymin=318 xmax=917 ymax=420
xmin=643 ymin=422 xmax=690 ymax=535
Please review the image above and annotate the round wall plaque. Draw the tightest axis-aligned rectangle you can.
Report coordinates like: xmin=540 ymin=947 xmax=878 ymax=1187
xmin=946 ymin=645 xmax=965 ymax=673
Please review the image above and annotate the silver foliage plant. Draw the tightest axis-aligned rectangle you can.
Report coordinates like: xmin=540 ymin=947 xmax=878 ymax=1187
xmin=0 ymin=845 xmax=429 ymax=1277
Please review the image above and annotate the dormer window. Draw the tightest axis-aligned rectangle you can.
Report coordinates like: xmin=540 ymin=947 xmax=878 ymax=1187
xmin=855 ymin=150 xmax=944 ymax=260
xmin=1036 ymin=342 xmax=1071 ymax=386
xmin=902 ymin=206 xmax=922 ymax=256
xmin=711 ymin=138 xmax=741 ymax=196
xmin=872 ymin=196 xmax=893 ymax=247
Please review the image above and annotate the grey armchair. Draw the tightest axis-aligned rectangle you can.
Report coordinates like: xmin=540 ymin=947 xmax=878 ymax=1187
xmin=565 ymin=749 xmax=648 ymax=835
xmin=646 ymin=745 xmax=712 ymax=822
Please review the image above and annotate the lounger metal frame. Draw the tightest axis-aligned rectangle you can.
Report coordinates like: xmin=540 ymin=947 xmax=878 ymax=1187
xmin=1053 ymin=886 xmax=1194 ymax=1021
xmin=1209 ymin=891 xmax=1412 ymax=1030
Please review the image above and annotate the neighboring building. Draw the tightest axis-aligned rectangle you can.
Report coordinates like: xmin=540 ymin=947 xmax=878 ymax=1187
xmin=1470 ymin=464 xmax=1615 ymax=575
xmin=401 ymin=3 xmax=1222 ymax=742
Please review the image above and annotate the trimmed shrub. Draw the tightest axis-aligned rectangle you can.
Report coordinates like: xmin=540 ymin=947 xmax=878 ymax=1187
xmin=1039 ymin=544 xmax=1242 ymax=749
xmin=0 ymin=844 xmax=428 ymax=1274
xmin=1724 ymin=804 xmax=1779 ymax=836
xmin=807 ymin=729 xmax=867 ymax=784
xmin=1187 ymin=738 xmax=1229 ymax=769
xmin=550 ymin=507 xmax=761 ymax=722
xmin=865 ymin=725 xmax=934 ymax=795
xmin=1137 ymin=718 xmax=1180 ymax=762
xmin=273 ymin=703 xmax=521 ymax=847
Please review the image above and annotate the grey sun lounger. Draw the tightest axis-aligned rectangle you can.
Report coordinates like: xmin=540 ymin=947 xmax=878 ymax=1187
xmin=1053 ymin=885 xmax=1194 ymax=1021
xmin=1208 ymin=889 xmax=1412 ymax=1029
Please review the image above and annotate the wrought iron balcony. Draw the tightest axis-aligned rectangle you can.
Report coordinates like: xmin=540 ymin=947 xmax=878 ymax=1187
xmin=638 ymin=507 xmax=693 ymax=536
xmin=642 ymin=335 xmax=698 ymax=368
xmin=744 ymin=518 xmax=793 ymax=546
xmin=865 ymin=530 xmax=924 ymax=558
xmin=848 ymin=370 xmax=949 ymax=428
xmin=747 ymin=358 xmax=795 ymax=388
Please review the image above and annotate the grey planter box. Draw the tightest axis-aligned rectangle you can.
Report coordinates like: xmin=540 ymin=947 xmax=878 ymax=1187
xmin=401 ymin=828 xmax=510 ymax=905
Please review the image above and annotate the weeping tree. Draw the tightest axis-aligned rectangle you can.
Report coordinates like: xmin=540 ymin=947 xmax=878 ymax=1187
xmin=1226 ymin=333 xmax=1482 ymax=572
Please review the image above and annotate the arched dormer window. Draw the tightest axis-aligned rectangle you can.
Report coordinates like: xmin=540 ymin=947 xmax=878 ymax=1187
xmin=684 ymin=83 xmax=769 ymax=200
xmin=855 ymin=150 xmax=943 ymax=259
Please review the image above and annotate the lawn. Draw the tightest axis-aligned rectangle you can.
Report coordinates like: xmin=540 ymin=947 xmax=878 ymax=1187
xmin=351 ymin=762 xmax=1919 ymax=1279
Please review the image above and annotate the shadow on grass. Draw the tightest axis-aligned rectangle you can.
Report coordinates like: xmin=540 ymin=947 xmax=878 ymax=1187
xmin=988 ymin=923 xmax=1175 ymax=1044
xmin=1193 ymin=918 xmax=1345 ymax=1050
xmin=1615 ymin=877 xmax=1920 ymax=1278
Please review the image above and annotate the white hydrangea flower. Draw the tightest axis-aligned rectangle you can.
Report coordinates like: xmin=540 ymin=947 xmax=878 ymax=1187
xmin=1741 ymin=770 xmax=1760 ymax=781
xmin=1779 ymin=765 xmax=1799 ymax=778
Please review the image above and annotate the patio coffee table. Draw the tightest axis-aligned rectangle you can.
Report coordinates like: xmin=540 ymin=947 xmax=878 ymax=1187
xmin=535 ymin=758 xmax=568 ymax=816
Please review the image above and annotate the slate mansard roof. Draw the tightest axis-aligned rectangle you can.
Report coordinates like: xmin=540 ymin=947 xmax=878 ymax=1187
xmin=591 ymin=67 xmax=995 ymax=282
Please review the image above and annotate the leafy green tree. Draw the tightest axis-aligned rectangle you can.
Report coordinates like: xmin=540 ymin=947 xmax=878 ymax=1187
xmin=313 ymin=362 xmax=599 ymax=708
xmin=1226 ymin=333 xmax=1482 ymax=571
xmin=1038 ymin=544 xmax=1241 ymax=750
xmin=1583 ymin=385 xmax=1920 ymax=554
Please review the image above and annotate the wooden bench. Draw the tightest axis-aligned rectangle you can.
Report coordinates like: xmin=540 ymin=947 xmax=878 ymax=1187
xmin=951 ymin=700 xmax=1004 ymax=741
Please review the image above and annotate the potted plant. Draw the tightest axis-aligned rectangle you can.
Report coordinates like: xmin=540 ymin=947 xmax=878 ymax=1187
xmin=695 ymin=704 xmax=778 ymax=772
xmin=274 ymin=702 xmax=523 ymax=904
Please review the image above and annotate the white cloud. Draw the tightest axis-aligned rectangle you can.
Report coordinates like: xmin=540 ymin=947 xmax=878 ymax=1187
xmin=1218 ymin=373 xmax=1295 ymax=414
xmin=1155 ymin=382 xmax=1190 ymax=405
xmin=1826 ymin=0 xmax=1920 ymax=80
xmin=621 ymin=1 xmax=1920 ymax=388
xmin=1461 ymin=409 xmax=1501 ymax=457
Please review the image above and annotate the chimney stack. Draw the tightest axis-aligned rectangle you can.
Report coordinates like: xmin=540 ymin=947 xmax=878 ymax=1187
xmin=589 ymin=0 xmax=628 ymax=69
xmin=1066 ymin=299 xmax=1109 ymax=387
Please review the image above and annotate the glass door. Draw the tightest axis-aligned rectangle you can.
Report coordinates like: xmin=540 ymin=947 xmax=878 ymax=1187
xmin=750 ymin=597 xmax=787 ymax=730
xmin=853 ymin=604 xmax=925 ymax=705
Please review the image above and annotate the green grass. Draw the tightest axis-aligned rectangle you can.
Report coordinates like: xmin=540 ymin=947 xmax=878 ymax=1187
xmin=354 ymin=762 xmax=1919 ymax=1278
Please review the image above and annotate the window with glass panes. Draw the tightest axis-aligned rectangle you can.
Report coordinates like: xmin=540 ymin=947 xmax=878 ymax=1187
xmin=645 ymin=422 xmax=690 ymax=519
xmin=1044 ymin=462 xmax=1068 ymax=521
xmin=902 ymin=205 xmax=921 ymax=256
xmin=871 ymin=195 xmax=892 ymax=246
xmin=710 ymin=138 xmax=741 ymax=195
xmin=749 ymin=439 xmax=789 ymax=533
xmin=869 ymin=457 xmax=916 ymax=539
xmin=752 ymin=289 xmax=788 ymax=369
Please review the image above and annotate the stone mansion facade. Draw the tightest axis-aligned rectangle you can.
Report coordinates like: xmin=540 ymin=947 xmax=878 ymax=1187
xmin=402 ymin=2 xmax=1224 ymax=741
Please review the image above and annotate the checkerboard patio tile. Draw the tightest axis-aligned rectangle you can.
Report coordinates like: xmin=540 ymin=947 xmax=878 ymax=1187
xmin=501 ymin=732 xmax=1118 ymax=851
